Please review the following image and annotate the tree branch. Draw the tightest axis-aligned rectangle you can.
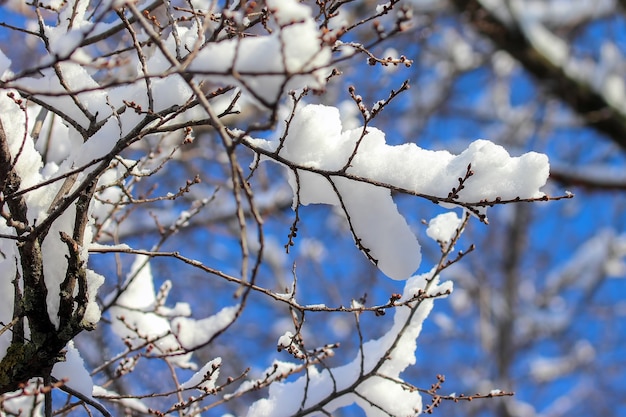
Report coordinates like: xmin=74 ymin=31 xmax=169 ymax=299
xmin=451 ymin=0 xmax=626 ymax=150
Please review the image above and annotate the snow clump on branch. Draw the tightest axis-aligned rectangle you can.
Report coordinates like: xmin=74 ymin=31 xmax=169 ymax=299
xmin=248 ymin=104 xmax=549 ymax=280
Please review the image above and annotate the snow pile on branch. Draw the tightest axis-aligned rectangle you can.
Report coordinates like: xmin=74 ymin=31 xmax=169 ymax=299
xmin=249 ymin=104 xmax=549 ymax=279
xmin=186 ymin=0 xmax=332 ymax=106
xmin=244 ymin=271 xmax=452 ymax=417
xmin=108 ymin=256 xmax=237 ymax=369
xmin=0 ymin=90 xmax=104 ymax=357
xmin=427 ymin=212 xmax=464 ymax=251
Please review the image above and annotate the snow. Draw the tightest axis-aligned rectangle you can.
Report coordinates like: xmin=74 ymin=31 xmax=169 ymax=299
xmin=519 ymin=18 xmax=568 ymax=67
xmin=333 ymin=176 xmax=422 ymax=279
xmin=546 ymin=229 xmax=626 ymax=291
xmin=245 ymin=271 xmax=452 ymax=416
xmin=172 ymin=305 xmax=239 ymax=350
xmin=0 ymin=49 xmax=10 ymax=79
xmin=298 ymin=238 xmax=327 ymax=262
xmin=230 ymin=360 xmax=300 ymax=400
xmin=248 ymin=104 xmax=549 ymax=279
xmin=277 ymin=331 xmax=295 ymax=349
xmin=514 ymin=0 xmax=615 ymax=26
xmin=84 ymin=270 xmax=105 ymax=326
xmin=376 ymin=2 xmax=392 ymax=13
xmin=427 ymin=212 xmax=463 ymax=244
xmin=0 ymin=383 xmax=43 ymax=416
xmin=15 ymin=62 xmax=110 ymax=129
xmin=180 ymin=358 xmax=222 ymax=392
xmin=107 ymin=256 xmax=195 ymax=369
xmin=44 ymin=18 xmax=89 ymax=59
xmin=88 ymin=242 xmax=131 ymax=251
xmin=0 ymin=88 xmax=110 ymax=336
xmin=303 ymin=304 xmax=327 ymax=309
xmin=433 ymin=312 xmax=455 ymax=333
xmin=108 ymin=256 xmax=241 ymax=368
xmin=529 ymin=340 xmax=595 ymax=382
xmin=603 ymin=75 xmax=625 ymax=109
xmin=92 ymin=386 xmax=150 ymax=413
xmin=187 ymin=0 xmax=331 ymax=106
xmin=445 ymin=28 xmax=480 ymax=70
xmin=266 ymin=0 xmax=312 ymax=24
xmin=52 ymin=341 xmax=93 ymax=398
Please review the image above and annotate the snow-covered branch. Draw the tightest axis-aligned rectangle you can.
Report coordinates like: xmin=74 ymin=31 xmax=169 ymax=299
xmin=0 ymin=1 xmax=587 ymax=416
